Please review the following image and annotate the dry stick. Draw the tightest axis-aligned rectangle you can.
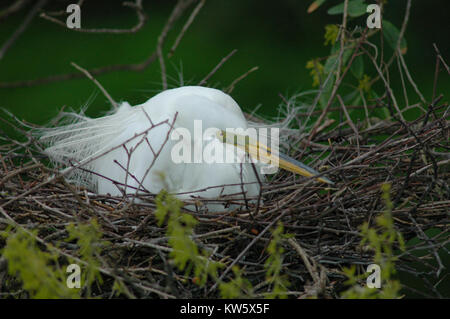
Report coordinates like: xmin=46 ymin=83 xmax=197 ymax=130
xmin=1 ymin=117 xmax=172 ymax=209
xmin=0 ymin=0 xmax=47 ymax=60
xmin=0 ymin=0 xmax=29 ymax=21
xmin=225 ymin=66 xmax=259 ymax=94
xmin=298 ymin=104 xmax=378 ymax=117
xmin=433 ymin=43 xmax=450 ymax=75
xmin=0 ymin=162 xmax=42 ymax=187
xmin=43 ymin=0 xmax=84 ymax=17
xmin=337 ymin=95 xmax=360 ymax=156
xmin=208 ymin=208 xmax=290 ymax=294
xmin=432 ymin=49 xmax=441 ymax=103
xmin=157 ymin=0 xmax=196 ymax=90
xmin=70 ymin=62 xmax=118 ymax=110
xmin=410 ymin=158 xmax=450 ymax=177
xmin=300 ymin=55 xmax=341 ymax=135
xmin=308 ymin=1 xmax=353 ymax=140
xmin=134 ymin=111 xmax=179 ymax=199
xmin=32 ymin=198 xmax=75 ymax=220
xmin=337 ymin=0 xmax=348 ymax=80
xmin=362 ymin=46 xmax=405 ymax=121
xmin=0 ymin=0 xmax=195 ymax=88
xmin=396 ymin=0 xmax=411 ymax=53
xmin=397 ymin=48 xmax=427 ymax=104
xmin=287 ymin=237 xmax=327 ymax=294
xmin=40 ymin=0 xmax=147 ymax=34
xmin=249 ymin=161 xmax=263 ymax=217
xmin=0 ymin=53 xmax=157 ymax=88
xmin=239 ymin=162 xmax=250 ymax=212
xmin=0 ymin=206 xmax=174 ymax=299
xmin=368 ymin=0 xmax=411 ymax=89
xmin=169 ymin=0 xmax=206 ymax=57
xmin=198 ymin=49 xmax=238 ymax=86
xmin=385 ymin=99 xmax=444 ymax=277
xmin=309 ymin=31 xmax=368 ymax=141
xmin=396 ymin=52 xmax=409 ymax=108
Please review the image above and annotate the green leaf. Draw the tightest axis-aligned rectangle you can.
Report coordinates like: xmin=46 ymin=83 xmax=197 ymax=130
xmin=328 ymin=0 xmax=367 ymax=17
xmin=324 ymin=24 xmax=339 ymax=46
xmin=383 ymin=20 xmax=407 ymax=53
xmin=351 ymin=55 xmax=364 ymax=79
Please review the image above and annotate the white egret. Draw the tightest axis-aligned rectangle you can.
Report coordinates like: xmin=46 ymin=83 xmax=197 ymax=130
xmin=40 ymin=86 xmax=332 ymax=211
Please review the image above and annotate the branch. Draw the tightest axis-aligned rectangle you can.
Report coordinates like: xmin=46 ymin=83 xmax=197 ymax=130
xmin=0 ymin=0 xmax=198 ymax=89
xmin=40 ymin=0 xmax=147 ymax=34
xmin=0 ymin=0 xmax=47 ymax=61
xmin=70 ymin=62 xmax=118 ymax=110
xmin=0 ymin=0 xmax=29 ymax=22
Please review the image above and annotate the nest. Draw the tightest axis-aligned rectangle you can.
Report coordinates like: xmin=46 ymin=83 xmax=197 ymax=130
xmin=0 ymin=94 xmax=448 ymax=299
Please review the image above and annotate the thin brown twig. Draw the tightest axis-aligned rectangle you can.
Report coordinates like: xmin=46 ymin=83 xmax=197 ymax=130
xmin=70 ymin=62 xmax=118 ymax=109
xmin=169 ymin=0 xmax=206 ymax=57
xmin=40 ymin=0 xmax=147 ymax=34
xmin=198 ymin=49 xmax=238 ymax=86
xmin=225 ymin=66 xmax=259 ymax=94
xmin=0 ymin=0 xmax=47 ymax=61
xmin=0 ymin=0 xmax=29 ymax=21
xmin=0 ymin=0 xmax=197 ymax=89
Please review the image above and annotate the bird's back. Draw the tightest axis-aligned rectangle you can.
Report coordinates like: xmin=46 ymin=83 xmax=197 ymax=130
xmin=39 ymin=86 xmax=261 ymax=211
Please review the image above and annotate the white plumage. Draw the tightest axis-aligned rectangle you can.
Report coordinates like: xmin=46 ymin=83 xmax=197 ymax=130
xmin=40 ymin=86 xmax=261 ymax=210
xmin=39 ymin=86 xmax=331 ymax=211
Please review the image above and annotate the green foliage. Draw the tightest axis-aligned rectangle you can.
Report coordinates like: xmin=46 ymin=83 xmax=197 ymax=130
xmin=327 ymin=0 xmax=367 ymax=18
xmin=1 ymin=227 xmax=78 ymax=298
xmin=324 ymin=24 xmax=339 ymax=46
xmin=155 ymin=192 xmax=296 ymax=299
xmin=65 ymin=219 xmax=106 ymax=296
xmin=358 ymin=74 xmax=371 ymax=93
xmin=305 ymin=0 xmax=414 ymax=123
xmin=1 ymin=219 xmax=108 ymax=298
xmin=219 ymin=266 xmax=254 ymax=299
xmin=264 ymin=222 xmax=292 ymax=299
xmin=351 ymin=55 xmax=364 ymax=79
xmin=383 ymin=20 xmax=408 ymax=53
xmin=155 ymin=190 xmax=222 ymax=285
xmin=306 ymin=58 xmax=324 ymax=87
xmin=341 ymin=183 xmax=406 ymax=299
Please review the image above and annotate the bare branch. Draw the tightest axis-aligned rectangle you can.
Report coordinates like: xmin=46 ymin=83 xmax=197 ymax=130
xmin=40 ymin=0 xmax=147 ymax=34
xmin=0 ymin=0 xmax=46 ymax=61
xmin=70 ymin=62 xmax=118 ymax=110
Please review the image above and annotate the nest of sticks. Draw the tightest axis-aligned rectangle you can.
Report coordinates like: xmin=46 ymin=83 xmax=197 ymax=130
xmin=0 ymin=92 xmax=448 ymax=299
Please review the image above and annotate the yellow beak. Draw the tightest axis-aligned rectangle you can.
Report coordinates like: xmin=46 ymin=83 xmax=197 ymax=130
xmin=219 ymin=130 xmax=333 ymax=184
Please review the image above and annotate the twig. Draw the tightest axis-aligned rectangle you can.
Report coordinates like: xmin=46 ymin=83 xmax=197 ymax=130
xmin=0 ymin=0 xmax=47 ymax=61
xmin=208 ymin=209 xmax=290 ymax=294
xmin=40 ymin=0 xmax=147 ymax=34
xmin=70 ymin=62 xmax=118 ymax=109
xmin=0 ymin=0 xmax=29 ymax=21
xmin=225 ymin=66 xmax=259 ymax=94
xmin=169 ymin=0 xmax=206 ymax=57
xmin=198 ymin=49 xmax=238 ymax=86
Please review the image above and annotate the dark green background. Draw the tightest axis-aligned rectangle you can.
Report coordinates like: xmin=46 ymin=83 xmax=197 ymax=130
xmin=0 ymin=0 xmax=448 ymax=126
xmin=0 ymin=0 xmax=448 ymax=298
